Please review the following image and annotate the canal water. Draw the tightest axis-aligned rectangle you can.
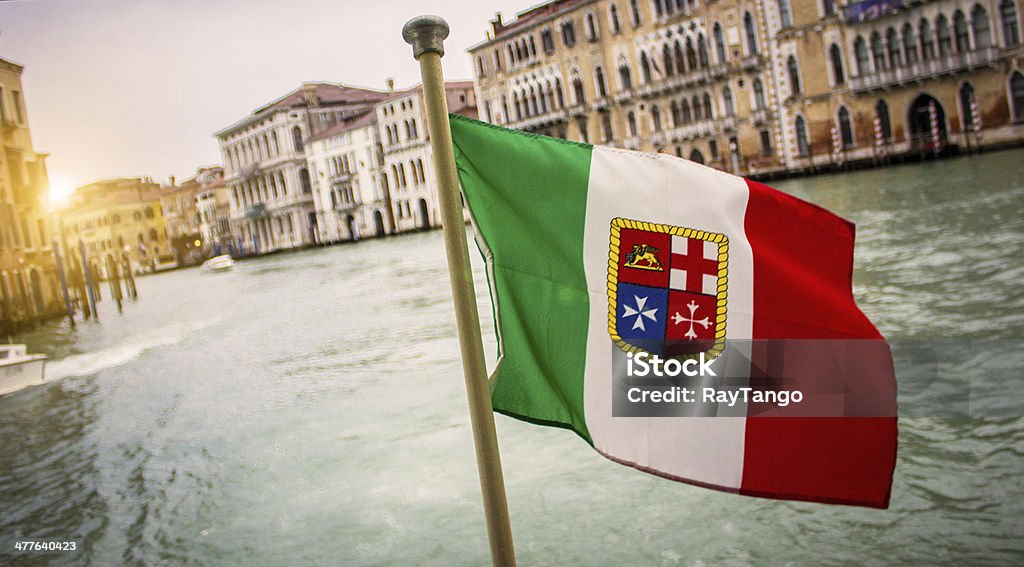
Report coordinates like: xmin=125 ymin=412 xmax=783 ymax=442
xmin=2 ymin=149 xmax=1022 ymax=565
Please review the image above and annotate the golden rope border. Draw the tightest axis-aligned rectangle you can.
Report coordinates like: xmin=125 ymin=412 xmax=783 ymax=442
xmin=607 ymin=217 xmax=729 ymax=361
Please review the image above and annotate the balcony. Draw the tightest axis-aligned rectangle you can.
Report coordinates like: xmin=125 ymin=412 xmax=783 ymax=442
xmin=238 ymin=163 xmax=262 ymax=182
xmin=720 ymin=116 xmax=738 ymax=132
xmin=750 ymin=109 xmax=770 ymax=126
xmin=849 ymin=47 xmax=1000 ymax=93
xmin=738 ymin=54 xmax=764 ymax=72
xmin=667 ymin=119 xmax=719 ymax=142
xmin=509 ymin=109 xmax=568 ymax=131
xmin=245 ymin=203 xmax=268 ymax=220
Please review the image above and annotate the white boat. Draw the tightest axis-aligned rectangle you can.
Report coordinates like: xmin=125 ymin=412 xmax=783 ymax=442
xmin=201 ymin=254 xmax=236 ymax=271
xmin=0 ymin=344 xmax=47 ymax=397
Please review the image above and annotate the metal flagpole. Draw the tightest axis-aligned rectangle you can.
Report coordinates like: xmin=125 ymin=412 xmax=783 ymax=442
xmin=402 ymin=15 xmax=517 ymax=567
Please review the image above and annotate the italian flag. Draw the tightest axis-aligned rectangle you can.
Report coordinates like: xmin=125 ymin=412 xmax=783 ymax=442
xmin=450 ymin=115 xmax=897 ymax=509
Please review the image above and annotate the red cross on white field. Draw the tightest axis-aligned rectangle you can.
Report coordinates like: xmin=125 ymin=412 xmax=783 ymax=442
xmin=669 ymin=236 xmax=718 ymax=296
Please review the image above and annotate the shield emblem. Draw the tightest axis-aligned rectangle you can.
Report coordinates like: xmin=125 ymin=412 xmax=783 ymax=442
xmin=607 ymin=217 xmax=728 ymax=359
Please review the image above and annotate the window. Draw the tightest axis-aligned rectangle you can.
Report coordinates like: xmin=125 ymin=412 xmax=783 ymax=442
xmin=744 ymin=12 xmax=758 ymax=55
xmin=630 ymin=0 xmax=641 ymax=26
xmin=1011 ymin=71 xmax=1024 ymax=120
xmin=855 ymin=36 xmax=870 ymax=75
xmin=692 ymin=95 xmax=702 ymax=120
xmin=830 ymin=44 xmax=846 ymax=85
xmin=674 ymin=41 xmax=686 ymax=74
xmin=1003 ymin=0 xmax=1021 ymax=46
xmin=619 ymin=63 xmax=633 ymax=90
xmin=823 ymin=0 xmax=836 ymax=17
xmin=627 ymin=111 xmax=638 ymax=137
xmin=292 ymin=126 xmax=303 ymax=152
xmin=149 ymin=228 xmax=158 ymax=242
xmin=541 ymin=30 xmax=555 ymax=54
xmin=838 ymin=107 xmax=854 ymax=148
xmin=144 ymin=206 xmax=154 ymax=219
xmin=921 ymin=19 xmax=936 ymax=60
xmin=937 ymin=15 xmax=952 ymax=56
xmin=779 ymin=0 xmax=793 ymax=28
xmin=562 ymin=20 xmax=577 ymax=46
xmin=886 ymin=28 xmax=902 ymax=66
xmin=601 ymin=112 xmax=613 ymax=142
xmin=555 ymin=79 xmax=565 ymax=108
xmin=753 ymin=78 xmax=766 ymax=109
xmin=610 ymin=4 xmax=622 ymax=34
xmin=586 ymin=12 xmax=598 ymax=40
xmin=703 ymin=93 xmax=713 ymax=119
xmin=596 ymin=67 xmax=608 ymax=97
xmin=662 ymin=45 xmax=675 ymax=77
xmin=697 ymin=35 xmax=709 ymax=67
xmin=713 ymin=24 xmax=727 ymax=63
xmin=640 ymin=52 xmax=652 ymax=83
xmin=876 ymin=99 xmax=892 ymax=141
xmin=960 ymin=83 xmax=977 ymax=130
xmin=300 ymin=167 xmax=312 ymax=193
xmin=954 ymin=11 xmax=970 ymax=52
xmin=0 ymin=86 xmax=5 ymax=122
xmin=787 ymin=56 xmax=802 ymax=96
xmin=973 ymin=5 xmax=992 ymax=48
xmin=795 ymin=116 xmax=810 ymax=156
xmin=12 ymin=91 xmax=23 ymax=123
xmin=681 ymin=99 xmax=692 ymax=123
xmin=871 ymin=32 xmax=887 ymax=71
xmin=573 ymin=76 xmax=586 ymax=105
xmin=723 ymin=86 xmax=735 ymax=116
xmin=759 ymin=129 xmax=773 ymax=156
xmin=709 ymin=140 xmax=719 ymax=160
xmin=903 ymin=24 xmax=919 ymax=63
xmin=494 ymin=48 xmax=503 ymax=70
xmin=651 ymin=104 xmax=662 ymax=131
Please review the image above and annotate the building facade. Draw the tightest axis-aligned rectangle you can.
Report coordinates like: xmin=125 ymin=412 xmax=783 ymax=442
xmin=0 ymin=56 xmax=61 ymax=330
xmin=193 ymin=167 xmax=231 ymax=255
xmin=61 ymin=177 xmax=170 ymax=275
xmin=469 ymin=0 xmax=1024 ymax=176
xmin=304 ymin=81 xmax=478 ymax=243
xmin=214 ymin=83 xmax=390 ymax=256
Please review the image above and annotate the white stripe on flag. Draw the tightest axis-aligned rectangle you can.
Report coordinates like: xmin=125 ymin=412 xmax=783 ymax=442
xmin=582 ymin=146 xmax=755 ymax=489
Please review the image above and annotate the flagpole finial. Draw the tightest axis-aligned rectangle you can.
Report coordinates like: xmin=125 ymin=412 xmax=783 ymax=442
xmin=402 ymin=15 xmax=449 ymax=58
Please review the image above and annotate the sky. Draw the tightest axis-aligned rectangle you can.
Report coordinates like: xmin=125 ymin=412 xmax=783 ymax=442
xmin=0 ymin=0 xmax=539 ymax=199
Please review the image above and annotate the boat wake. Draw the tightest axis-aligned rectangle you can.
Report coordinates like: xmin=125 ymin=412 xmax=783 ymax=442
xmin=46 ymin=320 xmax=217 ymax=382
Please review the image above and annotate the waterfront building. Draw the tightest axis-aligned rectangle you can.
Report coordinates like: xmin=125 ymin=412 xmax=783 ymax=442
xmin=376 ymin=82 xmax=478 ymax=232
xmin=192 ymin=167 xmax=231 ymax=255
xmin=0 ymin=56 xmax=61 ymax=329
xmin=61 ymin=177 xmax=170 ymax=275
xmin=469 ymin=0 xmax=1024 ymax=176
xmin=214 ymin=83 xmax=390 ymax=256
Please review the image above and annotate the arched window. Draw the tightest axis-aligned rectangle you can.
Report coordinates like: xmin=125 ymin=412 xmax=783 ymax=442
xmin=1011 ymin=71 xmax=1024 ymax=120
xmin=787 ymin=56 xmax=802 ymax=95
xmin=903 ymin=23 xmax=919 ymax=63
xmin=937 ymin=14 xmax=952 ymax=56
xmin=300 ymin=167 xmax=312 ymax=193
xmin=619 ymin=63 xmax=633 ymax=90
xmin=476 ymin=55 xmax=486 ymax=77
xmin=921 ymin=18 xmax=936 ymax=59
xmin=670 ymin=100 xmax=680 ymax=125
xmin=744 ymin=12 xmax=758 ymax=55
xmin=753 ymin=78 xmax=766 ymax=109
xmin=674 ymin=41 xmax=686 ymax=74
xmin=697 ymin=35 xmax=709 ymax=67
xmin=876 ymin=99 xmax=892 ymax=141
xmin=887 ymin=28 xmax=902 ymax=66
xmin=959 ymin=83 xmax=977 ymax=130
xmin=713 ymin=23 xmax=728 ymax=63
xmin=651 ymin=104 xmax=663 ymax=131
xmin=149 ymin=228 xmax=158 ymax=242
xmin=628 ymin=111 xmax=638 ymax=137
xmin=610 ymin=4 xmax=621 ymax=34
xmin=973 ymin=5 xmax=993 ymax=48
xmin=830 ymin=44 xmax=846 ymax=85
xmin=629 ymin=0 xmax=641 ymax=26
xmin=723 ymin=86 xmax=735 ymax=116
xmin=954 ymin=10 xmax=971 ymax=52
xmin=573 ymin=75 xmax=586 ymax=104
xmin=662 ymin=44 xmax=674 ymax=77
xmin=554 ymin=79 xmax=565 ymax=108
xmin=601 ymin=112 xmax=613 ymax=141
xmin=596 ymin=66 xmax=608 ymax=97
xmin=681 ymin=99 xmax=692 ymax=123
xmin=838 ymin=107 xmax=854 ymax=148
xmin=779 ymin=0 xmax=793 ymax=28
xmin=855 ymin=36 xmax=870 ymax=75
xmin=686 ymin=38 xmax=698 ymax=69
xmin=640 ymin=52 xmax=652 ymax=83
xmin=692 ymin=95 xmax=702 ymax=120
xmin=823 ymin=0 xmax=837 ymax=17
xmin=871 ymin=32 xmax=887 ymax=70
xmin=586 ymin=12 xmax=598 ymax=40
xmin=703 ymin=93 xmax=713 ymax=119
xmin=513 ymin=93 xmax=522 ymax=120
xmin=292 ymin=126 xmax=303 ymax=152
xmin=144 ymin=206 xmax=154 ymax=219
xmin=1003 ymin=0 xmax=1021 ymax=46
xmin=795 ymin=116 xmax=810 ymax=156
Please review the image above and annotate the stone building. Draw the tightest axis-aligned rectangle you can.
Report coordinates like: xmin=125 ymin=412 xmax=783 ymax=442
xmin=214 ymin=83 xmax=389 ymax=256
xmin=469 ymin=0 xmax=1024 ymax=176
xmin=0 ymin=56 xmax=61 ymax=330
xmin=304 ymin=81 xmax=477 ymax=243
xmin=192 ymin=167 xmax=231 ymax=256
xmin=61 ymin=177 xmax=170 ymax=275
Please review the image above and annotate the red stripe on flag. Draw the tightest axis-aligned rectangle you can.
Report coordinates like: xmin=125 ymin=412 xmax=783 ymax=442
xmin=739 ymin=179 xmax=897 ymax=508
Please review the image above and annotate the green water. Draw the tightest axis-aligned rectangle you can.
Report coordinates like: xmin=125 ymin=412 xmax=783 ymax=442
xmin=1 ymin=149 xmax=1022 ymax=565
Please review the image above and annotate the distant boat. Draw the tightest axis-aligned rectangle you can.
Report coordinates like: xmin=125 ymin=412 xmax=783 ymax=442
xmin=0 ymin=344 xmax=47 ymax=397
xmin=201 ymin=254 xmax=236 ymax=272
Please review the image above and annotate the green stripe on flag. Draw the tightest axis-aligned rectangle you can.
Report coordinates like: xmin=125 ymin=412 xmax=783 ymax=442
xmin=450 ymin=115 xmax=594 ymax=443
